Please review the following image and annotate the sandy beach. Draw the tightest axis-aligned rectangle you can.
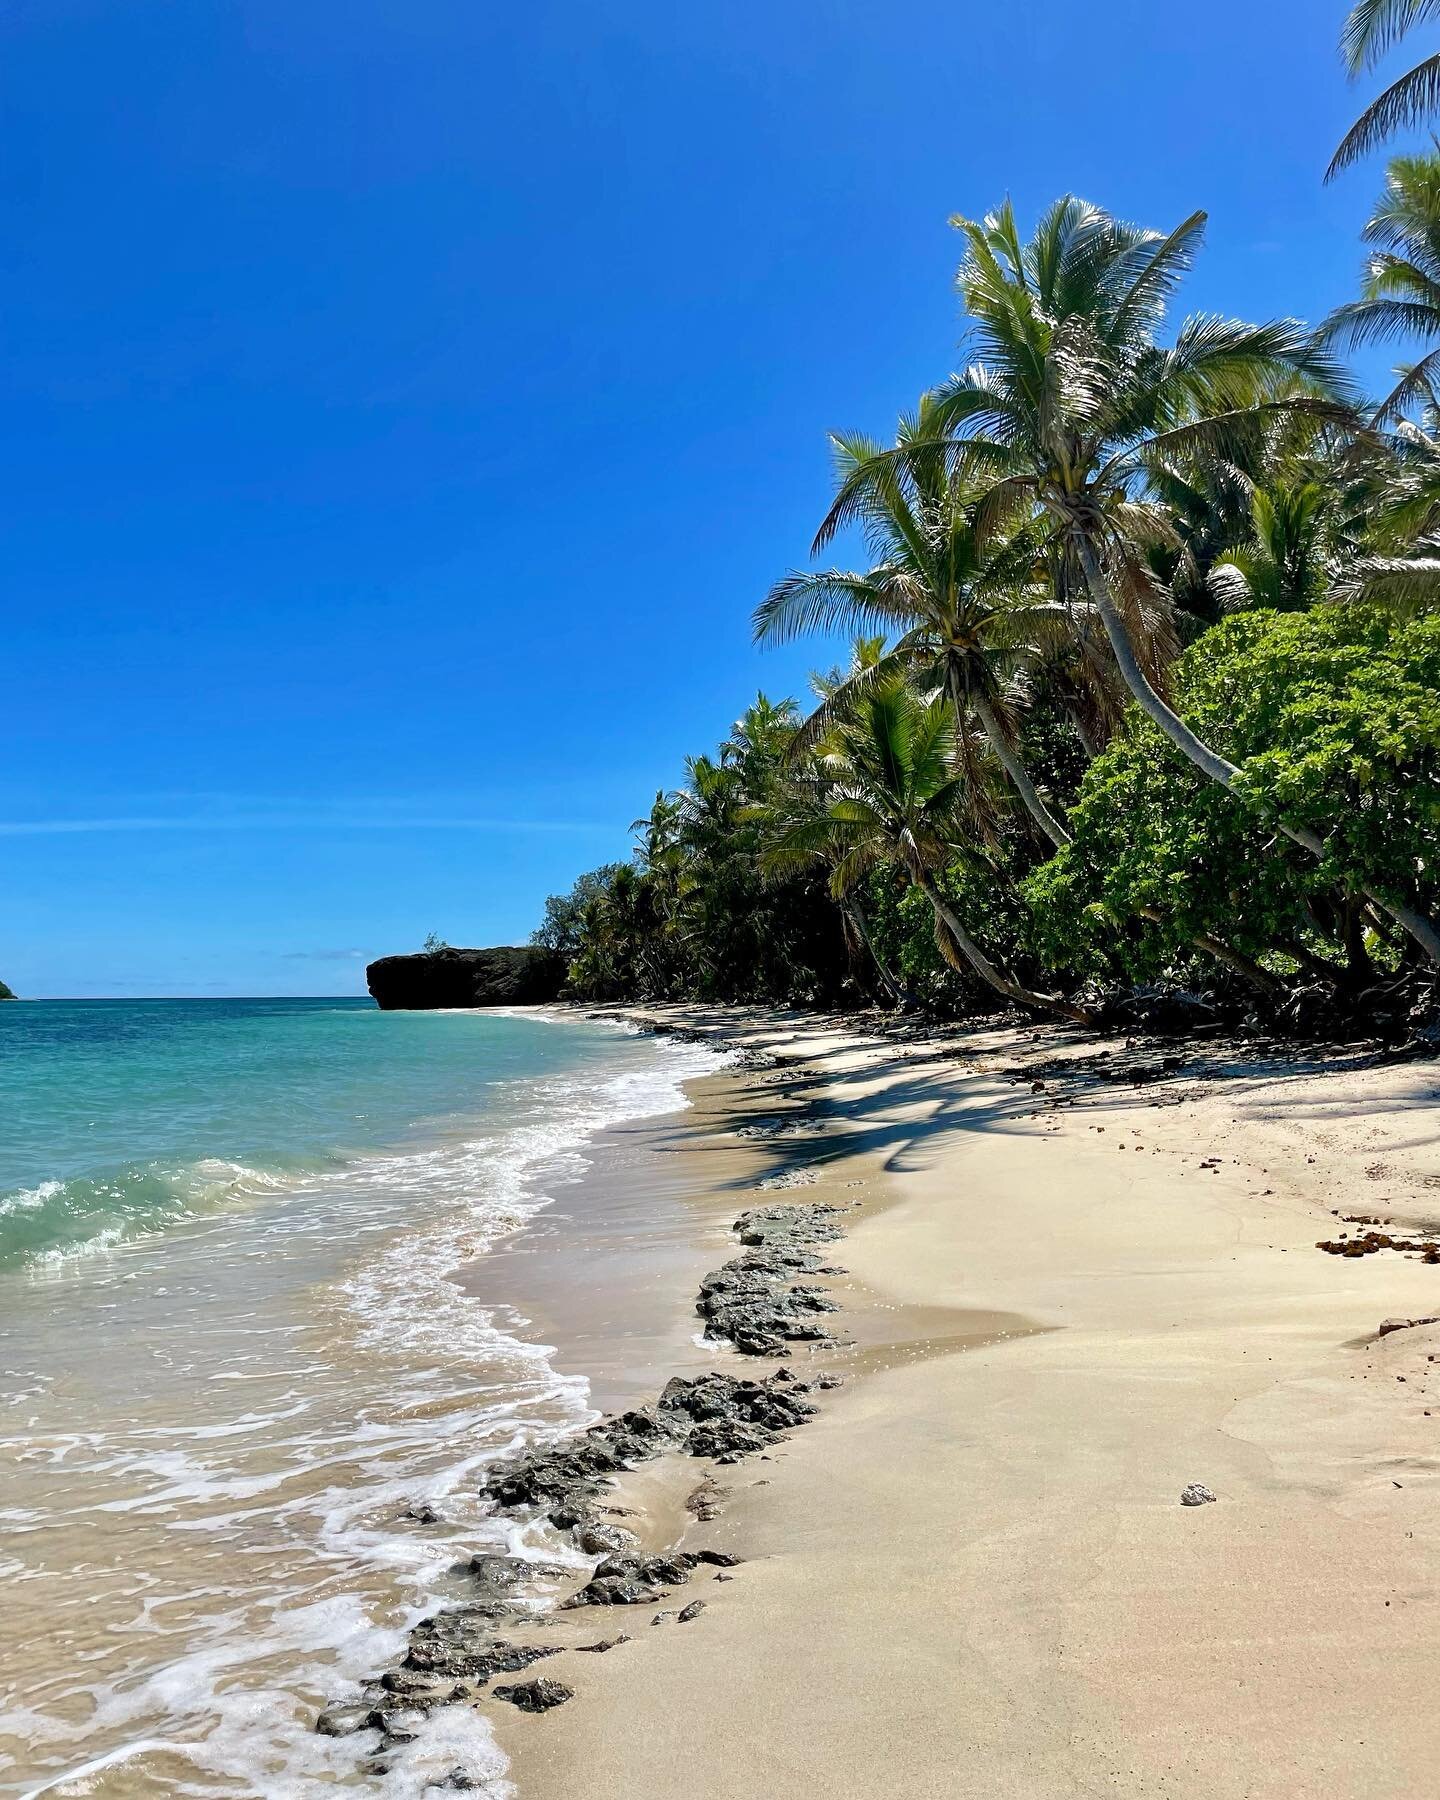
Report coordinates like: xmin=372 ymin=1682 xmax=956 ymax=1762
xmin=481 ymin=1005 xmax=1440 ymax=1800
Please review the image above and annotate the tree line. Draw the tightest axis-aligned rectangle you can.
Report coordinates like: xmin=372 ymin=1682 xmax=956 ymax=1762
xmin=533 ymin=3 xmax=1440 ymax=1033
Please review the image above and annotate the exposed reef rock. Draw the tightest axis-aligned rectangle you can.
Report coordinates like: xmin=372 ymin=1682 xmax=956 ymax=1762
xmin=366 ymin=945 xmax=565 ymax=1011
xmin=317 ymin=1177 xmax=850 ymax=1757
xmin=477 ymin=1365 xmax=822 ymax=1523
xmin=560 ymin=1549 xmax=739 ymax=1609
xmin=492 ymin=1677 xmax=574 ymax=1713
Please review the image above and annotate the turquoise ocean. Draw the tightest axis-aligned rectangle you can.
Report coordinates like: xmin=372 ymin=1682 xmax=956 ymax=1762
xmin=0 ymin=998 xmax=724 ymax=1798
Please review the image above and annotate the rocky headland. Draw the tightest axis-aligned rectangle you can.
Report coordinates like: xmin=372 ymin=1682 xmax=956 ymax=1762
xmin=365 ymin=945 xmax=565 ymax=1010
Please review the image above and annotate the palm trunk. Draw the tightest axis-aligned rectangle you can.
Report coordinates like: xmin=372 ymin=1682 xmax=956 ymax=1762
xmin=967 ymin=686 xmax=1072 ymax=849
xmin=1071 ymin=531 xmax=1440 ymax=968
xmin=842 ymin=896 xmax=902 ymax=1004
xmin=1065 ymin=700 xmax=1103 ymax=761
xmin=916 ymin=871 xmax=1095 ymax=1026
xmin=1134 ymin=905 xmax=1283 ymax=996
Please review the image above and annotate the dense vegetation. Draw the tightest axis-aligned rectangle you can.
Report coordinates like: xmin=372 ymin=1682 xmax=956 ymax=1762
xmin=534 ymin=7 xmax=1440 ymax=1036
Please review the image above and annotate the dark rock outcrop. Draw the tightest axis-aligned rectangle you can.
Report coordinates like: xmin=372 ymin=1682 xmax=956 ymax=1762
xmin=317 ymin=1184 xmax=850 ymax=1748
xmin=492 ymin=1677 xmax=574 ymax=1713
xmin=366 ymin=946 xmax=565 ymax=1011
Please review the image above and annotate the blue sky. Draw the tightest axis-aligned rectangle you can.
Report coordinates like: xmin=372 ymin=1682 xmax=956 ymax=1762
xmin=0 ymin=0 xmax=1423 ymax=995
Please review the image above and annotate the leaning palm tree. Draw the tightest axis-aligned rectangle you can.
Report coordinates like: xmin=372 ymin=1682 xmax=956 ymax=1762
xmin=756 ymin=404 xmax=1078 ymax=849
xmin=1329 ymin=1 xmax=1440 ymax=178
xmin=818 ymin=197 xmax=1440 ymax=963
xmin=1324 ymin=152 xmax=1440 ymax=417
xmin=769 ymin=679 xmax=1094 ymax=1024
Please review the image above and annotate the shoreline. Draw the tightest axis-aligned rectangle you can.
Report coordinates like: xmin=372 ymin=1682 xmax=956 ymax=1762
xmin=456 ymin=1003 xmax=1440 ymax=1799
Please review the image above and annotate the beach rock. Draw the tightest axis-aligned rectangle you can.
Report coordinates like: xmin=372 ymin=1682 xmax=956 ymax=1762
xmin=575 ymin=1634 xmax=631 ymax=1653
xmin=1180 ymin=1483 xmax=1218 ymax=1507
xmin=573 ymin=1520 xmax=637 ymax=1556
xmin=757 ymin=1167 xmax=819 ymax=1190
xmin=479 ymin=1405 xmax=683 ymax=1517
xmin=561 ymin=1548 xmax=739 ymax=1609
xmin=366 ymin=946 xmax=565 ymax=1011
xmin=562 ymin=1553 xmax=697 ymax=1608
xmin=403 ymin=1614 xmax=559 ymax=1682
xmin=734 ymin=1203 xmax=846 ymax=1249
xmin=658 ymin=1370 xmax=818 ymax=1451
xmin=697 ymin=1260 xmax=838 ymax=1356
xmin=1378 ymin=1315 xmax=1440 ymax=1338
xmin=315 ymin=1703 xmax=374 ymax=1737
xmin=492 ymin=1678 xmax=574 ymax=1713
xmin=379 ymin=1669 xmax=469 ymax=1706
xmin=466 ymin=1553 xmax=564 ymax=1590
xmin=677 ymin=1599 xmax=706 ymax=1622
xmin=366 ymin=1708 xmax=421 ymax=1744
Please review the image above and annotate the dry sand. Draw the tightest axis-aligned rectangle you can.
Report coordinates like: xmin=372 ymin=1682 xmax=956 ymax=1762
xmin=492 ymin=1007 xmax=1440 ymax=1800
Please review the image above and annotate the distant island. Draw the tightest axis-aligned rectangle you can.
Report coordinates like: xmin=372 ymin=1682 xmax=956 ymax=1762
xmin=0 ymin=979 xmax=15 ymax=1000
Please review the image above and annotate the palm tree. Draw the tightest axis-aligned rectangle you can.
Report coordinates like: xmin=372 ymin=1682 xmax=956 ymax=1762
xmin=769 ymin=679 xmax=1095 ymax=1024
xmin=1324 ymin=152 xmax=1440 ymax=416
xmin=819 ymin=197 xmax=1440 ymax=963
xmin=756 ymin=403 xmax=1076 ymax=849
xmin=1206 ymin=476 xmax=1342 ymax=612
xmin=751 ymin=754 xmax=906 ymax=1004
xmin=1329 ymin=1 xmax=1440 ymax=178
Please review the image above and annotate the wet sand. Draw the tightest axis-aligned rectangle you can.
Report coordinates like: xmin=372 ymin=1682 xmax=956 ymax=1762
xmin=490 ymin=1006 xmax=1440 ymax=1800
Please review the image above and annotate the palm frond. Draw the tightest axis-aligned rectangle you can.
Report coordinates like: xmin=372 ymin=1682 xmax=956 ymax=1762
xmin=1340 ymin=0 xmax=1440 ymax=73
xmin=1329 ymin=52 xmax=1440 ymax=178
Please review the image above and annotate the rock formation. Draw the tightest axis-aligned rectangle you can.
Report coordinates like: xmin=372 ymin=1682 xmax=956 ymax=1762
xmin=365 ymin=946 xmax=565 ymax=1010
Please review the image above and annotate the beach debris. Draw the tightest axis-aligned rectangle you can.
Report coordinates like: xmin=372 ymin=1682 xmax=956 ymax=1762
xmin=492 ymin=1678 xmax=574 ymax=1713
xmin=1316 ymin=1229 xmax=1440 ymax=1262
xmin=1180 ymin=1483 xmax=1218 ymax=1507
xmin=1378 ymin=1316 xmax=1440 ymax=1338
xmin=677 ymin=1599 xmax=707 ymax=1622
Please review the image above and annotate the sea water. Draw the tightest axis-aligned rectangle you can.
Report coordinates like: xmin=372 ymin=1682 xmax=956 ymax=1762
xmin=0 ymin=998 xmax=724 ymax=1797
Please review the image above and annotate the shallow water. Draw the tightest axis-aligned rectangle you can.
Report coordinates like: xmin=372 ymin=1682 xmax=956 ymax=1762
xmin=0 ymin=999 xmax=726 ymax=1796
